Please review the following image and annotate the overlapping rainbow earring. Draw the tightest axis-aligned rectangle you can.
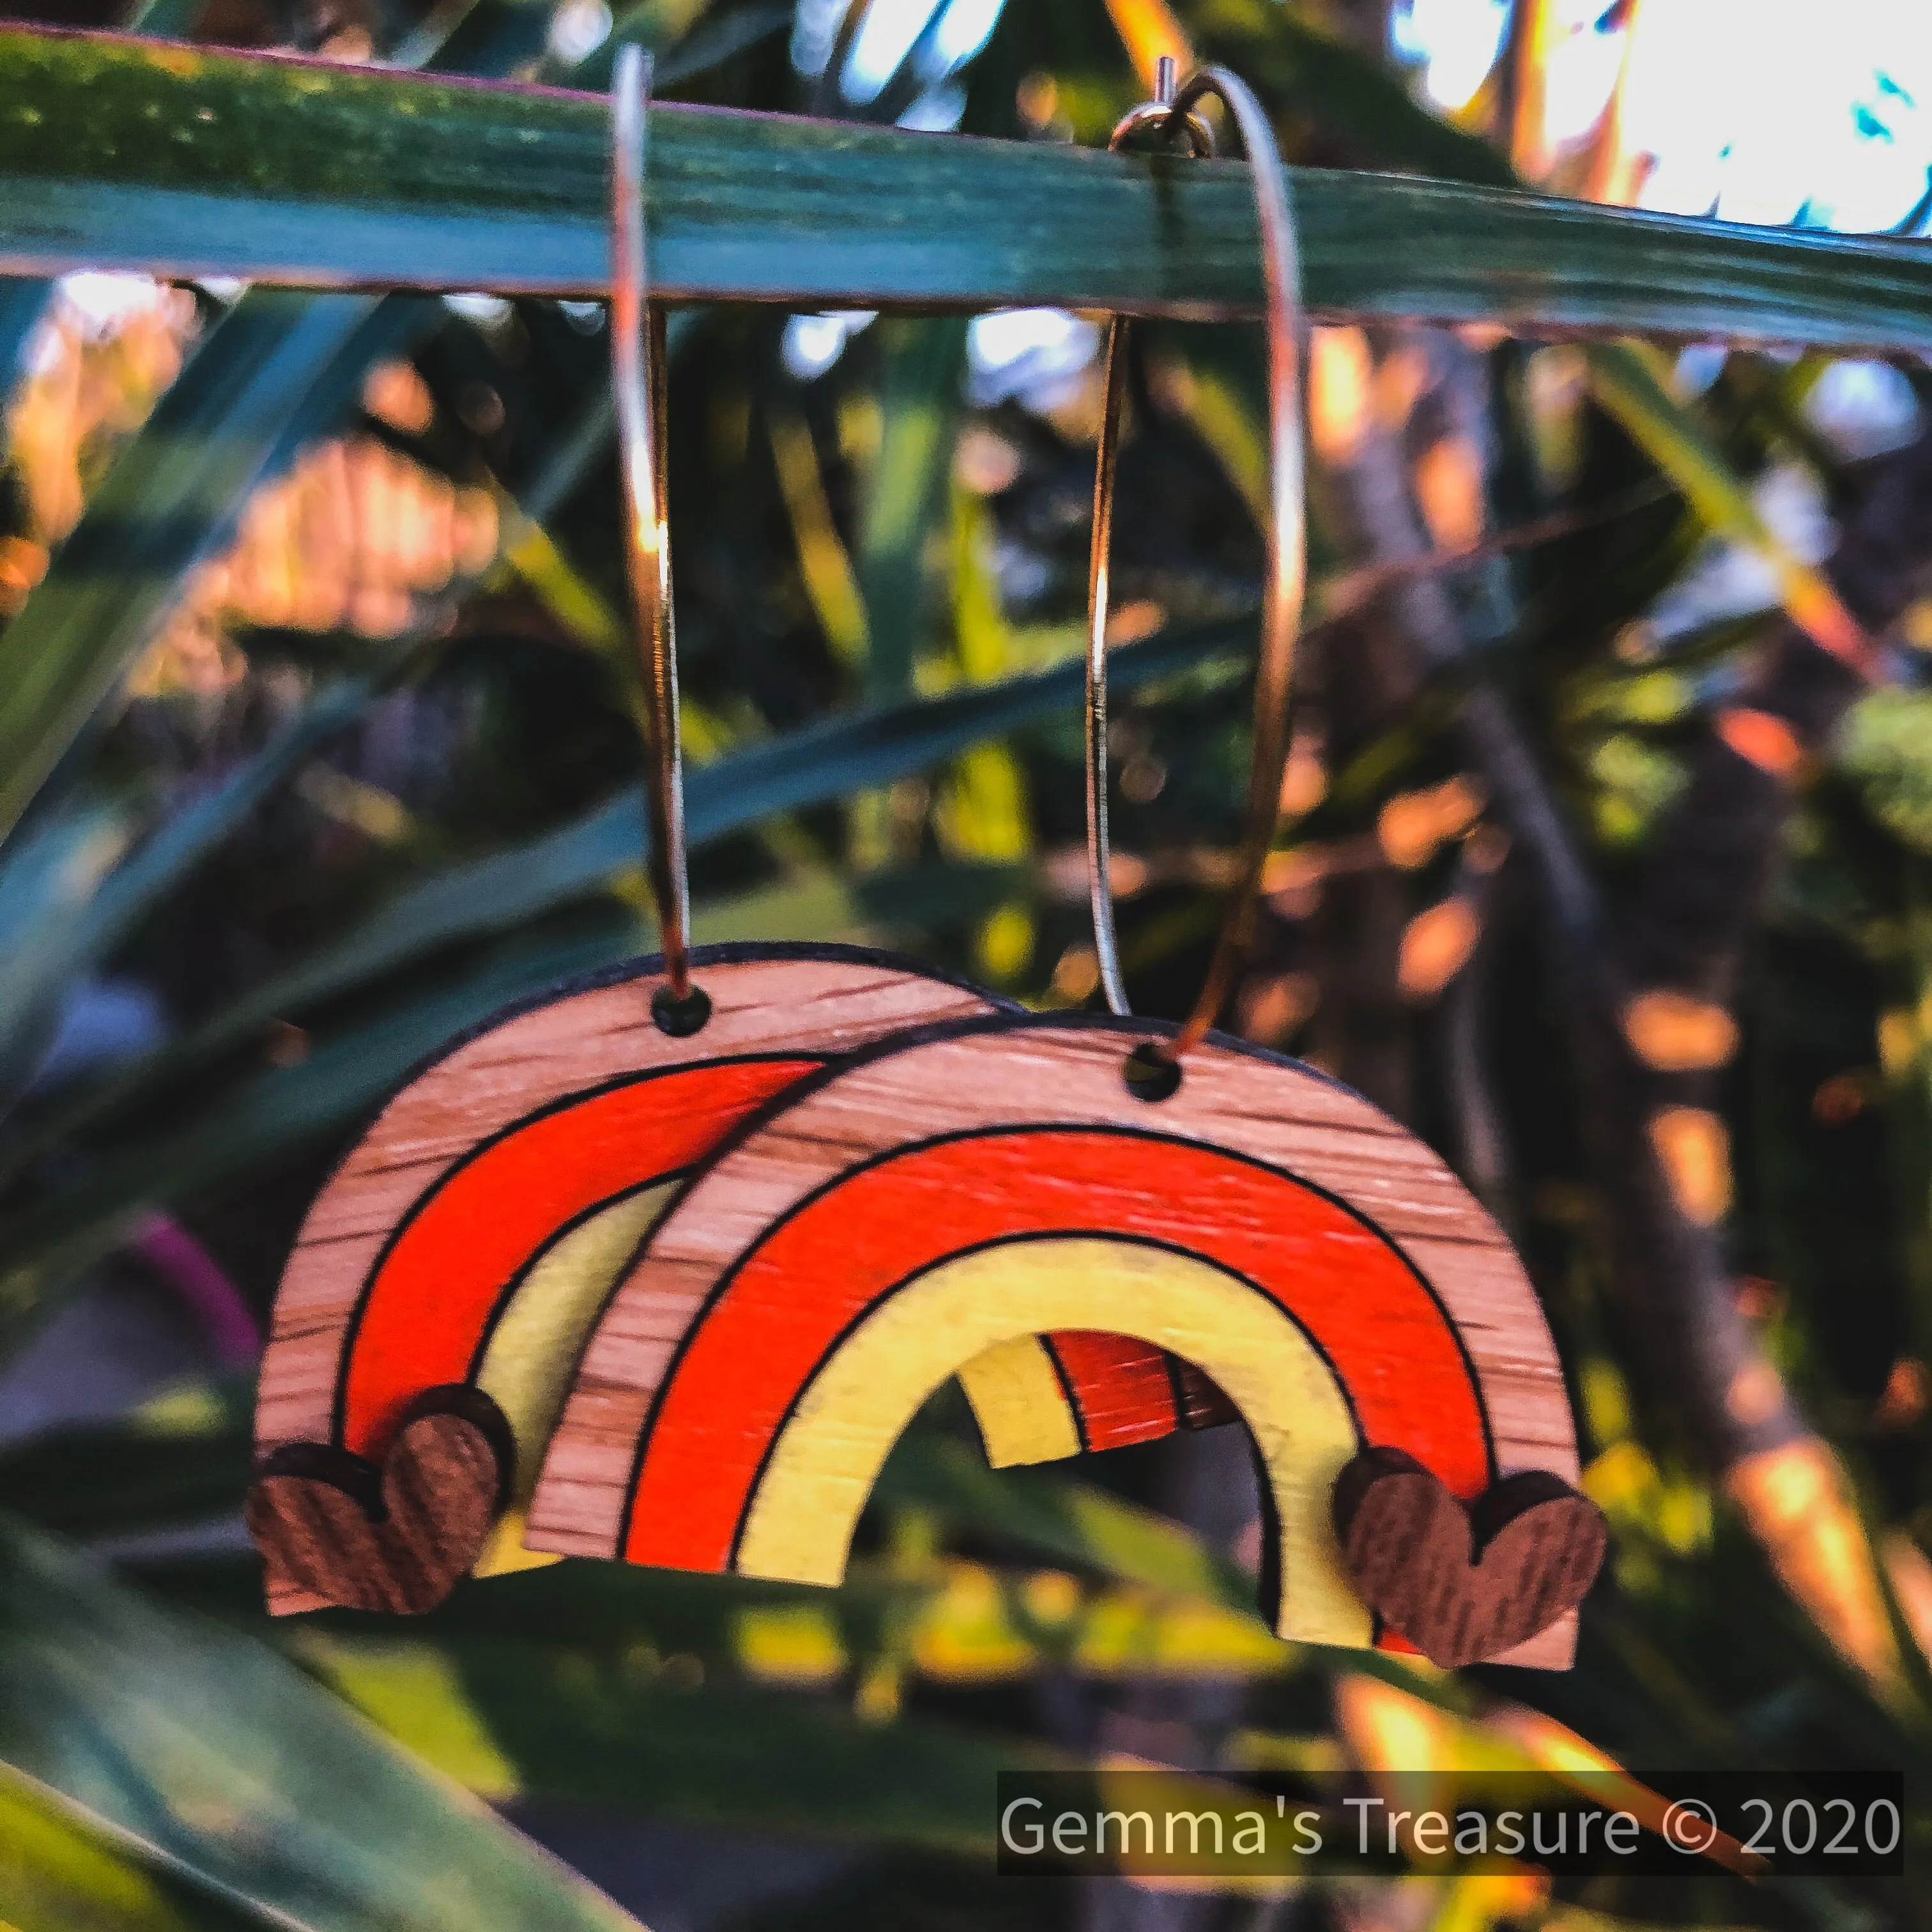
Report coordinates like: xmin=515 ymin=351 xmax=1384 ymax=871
xmin=519 ymin=62 xmax=1606 ymax=1671
xmin=244 ymin=50 xmax=1213 ymax=1618
xmin=249 ymin=56 xmax=1604 ymax=1668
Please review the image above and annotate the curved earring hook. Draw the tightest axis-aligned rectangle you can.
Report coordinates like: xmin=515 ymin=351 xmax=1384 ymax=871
xmin=613 ymin=43 xmax=705 ymax=1027
xmin=1085 ymin=57 xmax=1307 ymax=1064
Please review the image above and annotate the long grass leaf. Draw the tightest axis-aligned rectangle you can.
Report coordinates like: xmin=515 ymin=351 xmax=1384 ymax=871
xmin=0 ymin=1758 xmax=275 ymax=1932
xmin=0 ymin=1376 xmax=252 ymax=1543
xmin=0 ymin=0 xmax=645 ymax=848
xmin=0 ymin=923 xmax=639 ymax=1338
xmin=1588 ymin=341 xmax=1874 ymax=671
xmin=0 ymin=1513 xmax=645 ymax=1931
xmin=859 ymin=321 xmax=968 ymax=696
xmin=305 ymin=1633 xmax=1039 ymax=1849
xmin=0 ymin=31 xmax=1928 ymax=351
xmin=0 ymin=676 xmax=383 ymax=1096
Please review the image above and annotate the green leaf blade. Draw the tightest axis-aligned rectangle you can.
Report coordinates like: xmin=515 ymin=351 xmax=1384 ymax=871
xmin=0 ymin=1513 xmax=647 ymax=1932
xmin=0 ymin=29 xmax=1929 ymax=351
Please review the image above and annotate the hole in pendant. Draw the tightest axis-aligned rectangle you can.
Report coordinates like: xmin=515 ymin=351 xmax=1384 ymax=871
xmin=1122 ymin=1042 xmax=1181 ymax=1102
xmin=652 ymin=982 xmax=712 ymax=1037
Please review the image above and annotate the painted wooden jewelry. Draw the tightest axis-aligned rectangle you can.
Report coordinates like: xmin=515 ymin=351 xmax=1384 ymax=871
xmin=249 ymin=1390 xmax=510 ymax=1616
xmin=962 ymin=1330 xmax=1234 ymax=1464
xmin=252 ymin=59 xmax=1606 ymax=1666
xmin=247 ymin=50 xmax=1236 ymax=1618
xmin=247 ymin=943 xmax=1000 ymax=1612
xmin=516 ymin=59 xmax=1600 ymax=1669
xmin=1332 ymin=1447 xmax=1606 ymax=1668
xmin=248 ymin=945 xmax=1236 ymax=1615
xmin=525 ymin=1011 xmax=1596 ymax=1668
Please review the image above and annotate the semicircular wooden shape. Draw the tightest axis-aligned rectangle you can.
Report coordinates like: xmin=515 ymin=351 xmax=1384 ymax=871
xmin=526 ymin=1013 xmax=1583 ymax=1669
xmin=251 ymin=947 xmax=1220 ymax=1614
xmin=252 ymin=943 xmax=1002 ymax=1613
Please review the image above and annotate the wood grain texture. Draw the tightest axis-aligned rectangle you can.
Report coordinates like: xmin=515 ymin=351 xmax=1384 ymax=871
xmin=1332 ymin=1446 xmax=1607 ymax=1667
xmin=252 ymin=943 xmax=1000 ymax=1613
xmin=258 ymin=944 xmax=999 ymax=1455
xmin=527 ymin=1013 xmax=1584 ymax=1667
xmin=245 ymin=1388 xmax=509 ymax=1615
xmin=253 ymin=946 xmax=1222 ymax=1615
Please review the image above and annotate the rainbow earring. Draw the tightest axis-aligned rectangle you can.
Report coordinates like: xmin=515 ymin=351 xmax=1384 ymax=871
xmin=518 ymin=63 xmax=1606 ymax=1671
xmin=244 ymin=52 xmax=1212 ymax=1616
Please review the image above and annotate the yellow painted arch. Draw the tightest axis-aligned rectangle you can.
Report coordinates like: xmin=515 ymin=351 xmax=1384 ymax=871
xmin=956 ymin=1336 xmax=1082 ymax=1467
xmin=470 ymin=1182 xmax=676 ymax=1576
xmin=475 ymin=1195 xmax=1119 ymax=1576
xmin=734 ymin=1237 xmax=1372 ymax=1647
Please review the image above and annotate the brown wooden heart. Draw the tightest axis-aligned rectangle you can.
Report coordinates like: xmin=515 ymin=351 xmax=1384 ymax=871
xmin=245 ymin=1387 xmax=512 ymax=1615
xmin=1332 ymin=1446 xmax=1606 ymax=1667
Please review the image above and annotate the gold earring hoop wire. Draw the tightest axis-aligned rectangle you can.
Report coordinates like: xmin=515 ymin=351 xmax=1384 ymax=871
xmin=1085 ymin=57 xmax=1307 ymax=1062
xmin=612 ymin=43 xmax=694 ymax=1004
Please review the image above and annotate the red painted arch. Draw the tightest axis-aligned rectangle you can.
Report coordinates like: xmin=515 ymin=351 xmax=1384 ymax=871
xmin=339 ymin=1057 xmax=813 ymax=1455
xmin=620 ymin=1128 xmax=1492 ymax=1570
xmin=1046 ymin=1331 xmax=1190 ymax=1451
xmin=335 ymin=1061 xmax=1221 ymax=1466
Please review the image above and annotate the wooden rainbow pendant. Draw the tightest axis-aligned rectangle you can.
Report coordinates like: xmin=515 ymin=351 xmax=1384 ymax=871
xmin=247 ymin=946 xmax=1226 ymax=1614
xmin=524 ymin=1013 xmax=1602 ymax=1669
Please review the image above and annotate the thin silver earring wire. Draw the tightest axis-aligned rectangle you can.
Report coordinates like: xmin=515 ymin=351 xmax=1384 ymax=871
xmin=612 ymin=43 xmax=692 ymax=999
xmin=1084 ymin=309 xmax=1134 ymax=1018
xmin=1085 ymin=57 xmax=1205 ymax=1022
xmin=1084 ymin=57 xmax=1306 ymax=1061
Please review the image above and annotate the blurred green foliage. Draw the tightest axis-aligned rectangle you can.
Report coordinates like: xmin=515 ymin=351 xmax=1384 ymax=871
xmin=0 ymin=1 xmax=1930 ymax=1929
